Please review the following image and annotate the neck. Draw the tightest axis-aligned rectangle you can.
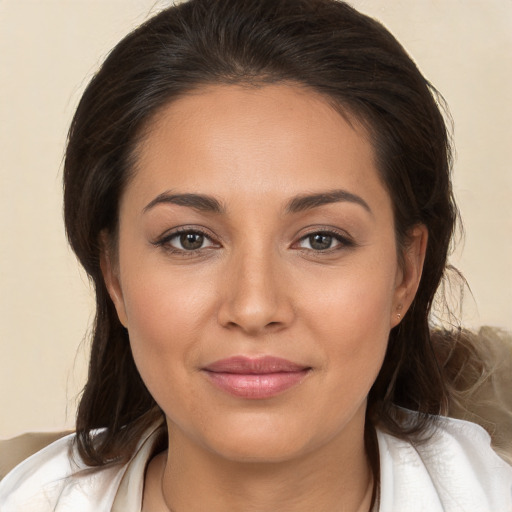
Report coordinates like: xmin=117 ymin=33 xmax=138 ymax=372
xmin=153 ymin=416 xmax=375 ymax=512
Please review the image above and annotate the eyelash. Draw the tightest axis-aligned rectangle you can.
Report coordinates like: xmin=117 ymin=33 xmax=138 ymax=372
xmin=294 ymin=229 xmax=355 ymax=253
xmin=152 ymin=227 xmax=218 ymax=256
xmin=152 ymin=227 xmax=355 ymax=255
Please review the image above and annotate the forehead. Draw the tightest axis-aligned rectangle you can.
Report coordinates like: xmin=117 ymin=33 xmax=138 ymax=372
xmin=127 ymin=83 xmax=389 ymax=212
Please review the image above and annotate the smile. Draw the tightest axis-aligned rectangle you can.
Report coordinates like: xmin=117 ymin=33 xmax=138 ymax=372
xmin=202 ymin=356 xmax=311 ymax=399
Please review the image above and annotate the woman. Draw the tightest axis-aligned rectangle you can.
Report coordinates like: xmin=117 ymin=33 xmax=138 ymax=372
xmin=1 ymin=0 xmax=511 ymax=510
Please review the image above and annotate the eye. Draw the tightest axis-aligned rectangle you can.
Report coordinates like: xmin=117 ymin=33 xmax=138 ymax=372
xmin=154 ymin=228 xmax=218 ymax=253
xmin=173 ymin=231 xmax=211 ymax=251
xmin=296 ymin=230 xmax=353 ymax=252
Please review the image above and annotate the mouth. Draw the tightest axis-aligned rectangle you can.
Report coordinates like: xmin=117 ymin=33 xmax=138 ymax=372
xmin=202 ymin=356 xmax=312 ymax=399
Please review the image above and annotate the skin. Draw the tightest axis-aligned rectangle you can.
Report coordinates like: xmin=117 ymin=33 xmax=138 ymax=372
xmin=101 ymin=84 xmax=427 ymax=511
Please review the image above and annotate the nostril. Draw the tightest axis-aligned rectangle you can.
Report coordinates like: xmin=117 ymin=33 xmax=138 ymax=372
xmin=266 ymin=321 xmax=288 ymax=333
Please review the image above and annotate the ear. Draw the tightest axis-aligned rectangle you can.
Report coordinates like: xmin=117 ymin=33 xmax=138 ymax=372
xmin=391 ymin=224 xmax=428 ymax=328
xmin=99 ymin=231 xmax=128 ymax=328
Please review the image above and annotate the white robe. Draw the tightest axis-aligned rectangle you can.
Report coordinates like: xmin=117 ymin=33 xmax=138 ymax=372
xmin=1 ymin=416 xmax=511 ymax=511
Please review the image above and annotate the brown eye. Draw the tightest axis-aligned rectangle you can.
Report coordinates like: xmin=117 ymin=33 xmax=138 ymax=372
xmin=179 ymin=232 xmax=205 ymax=250
xmin=296 ymin=230 xmax=353 ymax=252
xmin=308 ymin=233 xmax=334 ymax=250
xmin=158 ymin=229 xmax=217 ymax=252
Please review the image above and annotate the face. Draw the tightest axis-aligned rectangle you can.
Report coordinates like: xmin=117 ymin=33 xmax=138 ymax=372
xmin=103 ymin=84 xmax=426 ymax=463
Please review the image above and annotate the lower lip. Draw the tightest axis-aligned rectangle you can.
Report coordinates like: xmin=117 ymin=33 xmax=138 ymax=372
xmin=204 ymin=370 xmax=309 ymax=399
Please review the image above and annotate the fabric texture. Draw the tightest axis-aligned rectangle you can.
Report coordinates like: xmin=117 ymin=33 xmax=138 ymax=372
xmin=1 ymin=416 xmax=511 ymax=512
xmin=0 ymin=431 xmax=71 ymax=481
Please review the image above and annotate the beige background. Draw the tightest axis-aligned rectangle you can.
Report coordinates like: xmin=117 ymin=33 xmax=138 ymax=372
xmin=0 ymin=0 xmax=511 ymax=439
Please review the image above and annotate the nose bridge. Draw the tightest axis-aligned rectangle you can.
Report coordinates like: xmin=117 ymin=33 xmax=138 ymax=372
xmin=219 ymin=241 xmax=291 ymax=334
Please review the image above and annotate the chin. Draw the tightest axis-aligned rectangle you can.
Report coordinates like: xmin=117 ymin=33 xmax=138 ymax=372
xmin=209 ymin=434 xmax=309 ymax=464
xmin=190 ymin=412 xmax=327 ymax=465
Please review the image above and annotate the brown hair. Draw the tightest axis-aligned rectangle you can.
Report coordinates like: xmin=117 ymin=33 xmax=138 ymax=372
xmin=64 ymin=0 xmax=459 ymax=467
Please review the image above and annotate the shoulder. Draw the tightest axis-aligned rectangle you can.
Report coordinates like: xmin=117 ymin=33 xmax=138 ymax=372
xmin=0 ymin=433 xmax=127 ymax=512
xmin=377 ymin=414 xmax=512 ymax=512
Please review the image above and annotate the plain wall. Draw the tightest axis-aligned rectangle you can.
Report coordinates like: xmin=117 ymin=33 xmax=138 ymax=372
xmin=1 ymin=0 xmax=511 ymax=439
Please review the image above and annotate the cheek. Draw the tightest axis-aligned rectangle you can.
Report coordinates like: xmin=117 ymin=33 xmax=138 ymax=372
xmin=310 ymin=282 xmax=392 ymax=379
xmin=297 ymin=250 xmax=398 ymax=389
xmin=117 ymin=259 xmax=215 ymax=391
xmin=300 ymin=253 xmax=398 ymax=338
xmin=120 ymin=275 xmax=209 ymax=436
xmin=276 ymin=264 xmax=395 ymax=443
xmin=122 ymin=268 xmax=214 ymax=342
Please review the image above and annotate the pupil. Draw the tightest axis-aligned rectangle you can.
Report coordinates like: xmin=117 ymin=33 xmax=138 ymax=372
xmin=181 ymin=233 xmax=204 ymax=250
xmin=310 ymin=233 xmax=332 ymax=250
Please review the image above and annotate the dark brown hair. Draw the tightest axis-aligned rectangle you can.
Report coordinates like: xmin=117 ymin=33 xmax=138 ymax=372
xmin=64 ymin=0 xmax=459 ymax=467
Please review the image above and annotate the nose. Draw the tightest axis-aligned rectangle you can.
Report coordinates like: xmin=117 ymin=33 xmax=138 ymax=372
xmin=217 ymin=248 xmax=294 ymax=336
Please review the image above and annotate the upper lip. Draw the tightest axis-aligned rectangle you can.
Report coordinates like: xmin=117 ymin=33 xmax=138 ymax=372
xmin=203 ymin=356 xmax=310 ymax=374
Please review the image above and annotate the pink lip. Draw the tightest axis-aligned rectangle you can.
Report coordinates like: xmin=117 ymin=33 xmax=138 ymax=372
xmin=202 ymin=356 xmax=311 ymax=399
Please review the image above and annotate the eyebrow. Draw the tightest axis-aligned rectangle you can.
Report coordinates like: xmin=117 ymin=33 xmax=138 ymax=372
xmin=143 ymin=192 xmax=225 ymax=214
xmin=285 ymin=189 xmax=372 ymax=215
xmin=143 ymin=188 xmax=371 ymax=216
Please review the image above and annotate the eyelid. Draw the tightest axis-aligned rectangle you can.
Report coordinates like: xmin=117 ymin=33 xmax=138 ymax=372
xmin=152 ymin=225 xmax=222 ymax=252
xmin=151 ymin=224 xmax=355 ymax=255
xmin=291 ymin=226 xmax=356 ymax=252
